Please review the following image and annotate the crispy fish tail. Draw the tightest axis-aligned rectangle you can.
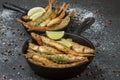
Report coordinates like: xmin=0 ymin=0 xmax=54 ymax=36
xmin=31 ymin=33 xmax=44 ymax=45
xmin=47 ymin=4 xmax=69 ymax=27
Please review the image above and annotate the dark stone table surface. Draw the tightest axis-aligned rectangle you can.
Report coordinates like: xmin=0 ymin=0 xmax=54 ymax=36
xmin=0 ymin=0 xmax=120 ymax=80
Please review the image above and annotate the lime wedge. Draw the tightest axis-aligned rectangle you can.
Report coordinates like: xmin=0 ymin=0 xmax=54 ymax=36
xmin=30 ymin=12 xmax=44 ymax=21
xmin=46 ymin=31 xmax=65 ymax=40
xmin=57 ymin=41 xmax=72 ymax=48
xmin=27 ymin=7 xmax=45 ymax=17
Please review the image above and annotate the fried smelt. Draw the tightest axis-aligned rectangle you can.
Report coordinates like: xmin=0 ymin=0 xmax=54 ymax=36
xmin=62 ymin=39 xmax=95 ymax=54
xmin=30 ymin=33 xmax=43 ymax=45
xmin=46 ymin=4 xmax=69 ymax=27
xmin=58 ymin=2 xmax=66 ymax=14
xmin=30 ymin=53 xmax=88 ymax=68
xmin=29 ymin=43 xmax=63 ymax=54
xmin=16 ymin=18 xmax=39 ymax=30
xmin=22 ymin=15 xmax=31 ymax=21
xmin=39 ymin=6 xmax=60 ymax=27
xmin=41 ymin=53 xmax=89 ymax=64
xmin=47 ymin=9 xmax=75 ymax=30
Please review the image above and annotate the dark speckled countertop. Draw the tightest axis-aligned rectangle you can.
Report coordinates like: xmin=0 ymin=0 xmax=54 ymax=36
xmin=0 ymin=0 xmax=120 ymax=80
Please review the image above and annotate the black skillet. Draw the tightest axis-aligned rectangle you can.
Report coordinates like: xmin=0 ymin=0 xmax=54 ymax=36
xmin=3 ymin=2 xmax=27 ymax=14
xmin=3 ymin=2 xmax=95 ymax=79
xmin=21 ymin=18 xmax=95 ymax=80
xmin=3 ymin=2 xmax=95 ymax=34
xmin=22 ymin=33 xmax=95 ymax=80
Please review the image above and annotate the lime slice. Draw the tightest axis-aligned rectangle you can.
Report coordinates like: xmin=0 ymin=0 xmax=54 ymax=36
xmin=27 ymin=7 xmax=45 ymax=17
xmin=46 ymin=31 xmax=65 ymax=40
xmin=57 ymin=41 xmax=72 ymax=48
xmin=30 ymin=12 xmax=44 ymax=21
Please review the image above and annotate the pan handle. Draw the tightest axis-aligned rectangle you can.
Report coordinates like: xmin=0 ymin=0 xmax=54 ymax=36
xmin=74 ymin=17 xmax=95 ymax=35
xmin=2 ymin=2 xmax=27 ymax=14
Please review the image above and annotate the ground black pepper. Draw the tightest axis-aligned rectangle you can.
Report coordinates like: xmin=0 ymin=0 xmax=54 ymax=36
xmin=6 ymin=42 xmax=11 ymax=46
xmin=2 ymin=75 xmax=7 ymax=79
xmin=19 ymin=37 xmax=23 ymax=41
xmin=12 ymin=66 xmax=16 ymax=70
xmin=12 ymin=32 xmax=15 ymax=34
xmin=19 ymin=65 xmax=25 ymax=70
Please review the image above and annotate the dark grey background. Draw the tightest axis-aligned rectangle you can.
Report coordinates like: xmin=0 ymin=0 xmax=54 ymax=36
xmin=0 ymin=0 xmax=120 ymax=80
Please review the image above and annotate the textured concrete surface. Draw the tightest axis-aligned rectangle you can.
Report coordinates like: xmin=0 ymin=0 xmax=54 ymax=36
xmin=0 ymin=0 xmax=120 ymax=80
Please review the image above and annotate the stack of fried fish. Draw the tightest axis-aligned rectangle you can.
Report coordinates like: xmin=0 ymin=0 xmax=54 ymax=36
xmin=17 ymin=0 xmax=75 ymax=31
xmin=24 ymin=33 xmax=95 ymax=68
